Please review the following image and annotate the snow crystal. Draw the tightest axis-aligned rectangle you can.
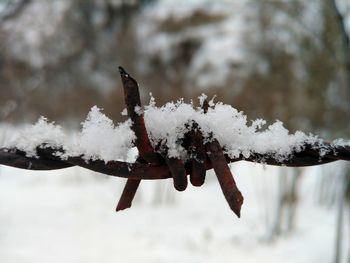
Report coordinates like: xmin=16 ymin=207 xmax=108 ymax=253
xmin=2 ymin=107 xmax=136 ymax=163
xmin=198 ymin=94 xmax=208 ymax=107
xmin=208 ymin=95 xmax=217 ymax=107
xmin=64 ymin=106 xmax=136 ymax=162
xmin=144 ymin=99 xmax=196 ymax=158
xmin=332 ymin=139 xmax=350 ymax=147
xmin=134 ymin=106 xmax=143 ymax=116
xmin=4 ymin=117 xmax=65 ymax=158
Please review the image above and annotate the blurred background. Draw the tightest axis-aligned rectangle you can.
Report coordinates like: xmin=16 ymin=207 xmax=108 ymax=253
xmin=0 ymin=0 xmax=349 ymax=262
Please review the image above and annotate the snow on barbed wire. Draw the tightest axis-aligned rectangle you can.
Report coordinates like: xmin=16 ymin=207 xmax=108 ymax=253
xmin=3 ymin=117 xmax=65 ymax=157
xmin=143 ymin=95 xmax=321 ymax=161
xmin=2 ymin=96 xmax=345 ymax=163
xmin=2 ymin=107 xmax=136 ymax=163
xmin=332 ymin=138 xmax=350 ymax=148
xmin=63 ymin=106 xmax=136 ymax=162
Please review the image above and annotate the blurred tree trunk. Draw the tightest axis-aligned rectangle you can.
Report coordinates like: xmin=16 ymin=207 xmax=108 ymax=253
xmin=328 ymin=0 xmax=350 ymax=121
xmin=329 ymin=0 xmax=350 ymax=80
xmin=285 ymin=168 xmax=300 ymax=232
xmin=327 ymin=0 xmax=350 ymax=262
xmin=269 ymin=168 xmax=301 ymax=240
xmin=334 ymin=172 xmax=346 ymax=263
xmin=346 ymin=170 xmax=350 ymax=263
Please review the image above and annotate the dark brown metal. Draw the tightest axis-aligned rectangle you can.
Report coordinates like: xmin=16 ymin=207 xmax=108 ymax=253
xmin=1 ymin=144 xmax=347 ymax=176
xmin=0 ymin=148 xmax=73 ymax=170
xmin=118 ymin=67 xmax=161 ymax=212
xmin=189 ymin=123 xmax=206 ymax=187
xmin=187 ymin=100 xmax=210 ymax=186
xmin=118 ymin=66 xmax=160 ymax=164
xmin=206 ymin=139 xmax=244 ymax=218
xmin=116 ymin=179 xmax=141 ymax=211
xmin=162 ymin=154 xmax=188 ymax=191
xmin=120 ymin=67 xmax=189 ymax=193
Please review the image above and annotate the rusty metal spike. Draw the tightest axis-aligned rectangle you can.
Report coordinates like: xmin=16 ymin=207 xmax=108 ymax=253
xmin=206 ymin=140 xmax=244 ymax=218
xmin=117 ymin=67 xmax=161 ymax=212
xmin=189 ymin=122 xmax=206 ymax=187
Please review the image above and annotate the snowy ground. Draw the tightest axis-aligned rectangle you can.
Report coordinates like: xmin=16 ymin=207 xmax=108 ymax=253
xmin=0 ymin=161 xmax=347 ymax=263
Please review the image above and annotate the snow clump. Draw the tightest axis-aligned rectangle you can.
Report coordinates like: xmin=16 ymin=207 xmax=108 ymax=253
xmin=144 ymin=95 xmax=320 ymax=161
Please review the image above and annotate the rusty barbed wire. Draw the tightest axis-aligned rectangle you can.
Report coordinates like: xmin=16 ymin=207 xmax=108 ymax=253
xmin=0 ymin=67 xmax=349 ymax=218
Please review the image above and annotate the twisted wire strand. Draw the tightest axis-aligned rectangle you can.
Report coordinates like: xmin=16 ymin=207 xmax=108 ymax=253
xmin=0 ymin=142 xmax=348 ymax=176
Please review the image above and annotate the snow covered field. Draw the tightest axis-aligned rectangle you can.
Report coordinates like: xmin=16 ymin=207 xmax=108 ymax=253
xmin=1 ymin=0 xmax=349 ymax=262
xmin=0 ymin=162 xmax=347 ymax=263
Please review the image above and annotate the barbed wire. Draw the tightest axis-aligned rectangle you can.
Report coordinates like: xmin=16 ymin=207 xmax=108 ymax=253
xmin=0 ymin=67 xmax=349 ymax=218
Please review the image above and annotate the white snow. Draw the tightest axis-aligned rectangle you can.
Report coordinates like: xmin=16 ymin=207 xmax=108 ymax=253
xmin=0 ymin=97 xmax=335 ymax=162
xmin=134 ymin=105 xmax=143 ymax=116
xmin=0 ymin=161 xmax=348 ymax=263
xmin=333 ymin=138 xmax=350 ymax=148
xmin=143 ymin=96 xmax=320 ymax=161
xmin=121 ymin=108 xmax=128 ymax=116
xmin=63 ymin=106 xmax=136 ymax=162
xmin=2 ymin=107 xmax=136 ymax=163
xmin=3 ymin=117 xmax=65 ymax=157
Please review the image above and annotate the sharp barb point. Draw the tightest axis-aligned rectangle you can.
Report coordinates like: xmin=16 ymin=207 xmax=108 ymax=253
xmin=116 ymin=205 xmax=131 ymax=212
xmin=118 ymin=66 xmax=128 ymax=77
xmin=235 ymin=211 xmax=241 ymax=218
